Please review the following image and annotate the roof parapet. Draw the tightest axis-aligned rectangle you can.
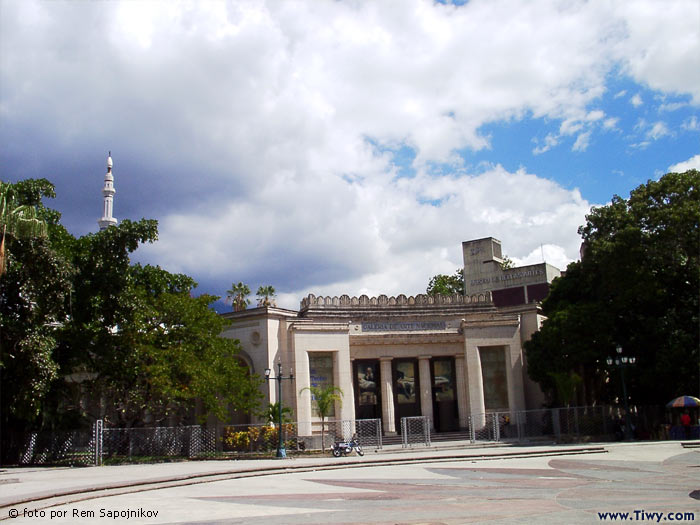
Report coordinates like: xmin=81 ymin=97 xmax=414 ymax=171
xmin=300 ymin=292 xmax=492 ymax=310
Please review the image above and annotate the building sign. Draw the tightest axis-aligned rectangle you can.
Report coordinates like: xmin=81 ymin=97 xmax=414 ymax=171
xmin=469 ymin=268 xmax=545 ymax=287
xmin=361 ymin=321 xmax=446 ymax=332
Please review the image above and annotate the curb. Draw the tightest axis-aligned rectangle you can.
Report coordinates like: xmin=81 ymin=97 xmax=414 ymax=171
xmin=0 ymin=445 xmax=606 ymax=515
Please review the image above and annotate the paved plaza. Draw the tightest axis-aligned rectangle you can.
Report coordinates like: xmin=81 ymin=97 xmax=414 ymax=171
xmin=1 ymin=442 xmax=698 ymax=524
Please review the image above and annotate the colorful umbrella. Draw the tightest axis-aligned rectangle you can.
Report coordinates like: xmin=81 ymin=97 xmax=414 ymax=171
xmin=666 ymin=396 xmax=700 ymax=408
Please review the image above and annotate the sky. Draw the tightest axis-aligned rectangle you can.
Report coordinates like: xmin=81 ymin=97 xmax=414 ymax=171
xmin=1 ymin=0 xmax=699 ymax=311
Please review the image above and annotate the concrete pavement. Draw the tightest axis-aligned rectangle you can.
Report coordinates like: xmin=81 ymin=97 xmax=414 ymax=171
xmin=0 ymin=441 xmax=605 ymax=508
xmin=1 ymin=440 xmax=697 ymax=524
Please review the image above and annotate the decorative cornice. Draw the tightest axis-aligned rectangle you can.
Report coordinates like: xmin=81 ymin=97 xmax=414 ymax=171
xmin=289 ymin=320 xmax=350 ymax=332
xmin=350 ymin=332 xmax=464 ymax=345
xmin=300 ymin=292 xmax=492 ymax=310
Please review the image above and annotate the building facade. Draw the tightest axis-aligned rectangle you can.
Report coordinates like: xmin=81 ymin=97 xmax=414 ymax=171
xmin=221 ymin=237 xmax=560 ymax=435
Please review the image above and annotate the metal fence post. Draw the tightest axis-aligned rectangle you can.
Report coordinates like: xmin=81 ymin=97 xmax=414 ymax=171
xmin=93 ymin=419 xmax=103 ymax=466
xmin=468 ymin=415 xmax=475 ymax=443
xmin=553 ymin=409 xmax=561 ymax=442
xmin=574 ymin=406 xmax=580 ymax=441
xmin=602 ymin=405 xmax=608 ymax=436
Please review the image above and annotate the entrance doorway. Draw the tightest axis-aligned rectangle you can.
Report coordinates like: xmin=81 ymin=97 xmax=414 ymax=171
xmin=393 ymin=359 xmax=421 ymax=430
xmin=353 ymin=360 xmax=381 ymax=420
xmin=431 ymin=357 xmax=458 ymax=432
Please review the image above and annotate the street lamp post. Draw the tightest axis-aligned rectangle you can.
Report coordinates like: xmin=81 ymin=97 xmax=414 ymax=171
xmin=606 ymin=346 xmax=636 ymax=440
xmin=265 ymin=361 xmax=294 ymax=458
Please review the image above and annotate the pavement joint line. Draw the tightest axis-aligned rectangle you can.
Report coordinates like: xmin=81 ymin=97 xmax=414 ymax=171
xmin=0 ymin=446 xmax=606 ymax=518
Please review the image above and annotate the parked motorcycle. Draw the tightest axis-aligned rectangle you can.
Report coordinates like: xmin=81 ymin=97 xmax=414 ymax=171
xmin=331 ymin=437 xmax=364 ymax=457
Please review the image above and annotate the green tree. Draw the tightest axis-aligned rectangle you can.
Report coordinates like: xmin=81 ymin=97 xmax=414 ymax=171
xmin=525 ymin=170 xmax=700 ymax=406
xmin=0 ymin=180 xmax=71 ymax=437
xmin=500 ymin=255 xmax=515 ymax=270
xmin=548 ymin=371 xmax=583 ymax=407
xmin=426 ymin=268 xmax=464 ymax=296
xmin=0 ymin=179 xmax=51 ymax=275
xmin=226 ymin=282 xmax=251 ymax=311
xmin=56 ymin=225 xmax=263 ymax=427
xmin=300 ymin=384 xmax=342 ymax=450
xmin=2 ymin=178 xmax=263 ymax=432
xmin=256 ymin=285 xmax=276 ymax=307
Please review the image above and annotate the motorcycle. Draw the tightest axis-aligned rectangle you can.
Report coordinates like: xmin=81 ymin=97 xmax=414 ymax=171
xmin=331 ymin=437 xmax=364 ymax=457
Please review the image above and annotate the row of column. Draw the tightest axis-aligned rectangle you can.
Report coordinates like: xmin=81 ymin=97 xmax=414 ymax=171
xmin=377 ymin=354 xmax=472 ymax=434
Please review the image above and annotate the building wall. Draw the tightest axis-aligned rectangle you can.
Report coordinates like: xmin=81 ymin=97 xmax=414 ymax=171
xmin=218 ymin=237 xmax=561 ymax=435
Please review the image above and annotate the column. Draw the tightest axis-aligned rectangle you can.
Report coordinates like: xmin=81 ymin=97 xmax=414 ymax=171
xmin=379 ymin=357 xmax=396 ymax=435
xmin=295 ymin=350 xmax=313 ymax=436
xmin=454 ymin=354 xmax=469 ymax=429
xmin=505 ymin=344 xmax=525 ymax=414
xmin=465 ymin=341 xmax=486 ymax=427
xmin=418 ymin=355 xmax=434 ymax=429
xmin=336 ymin=352 xmax=355 ymax=422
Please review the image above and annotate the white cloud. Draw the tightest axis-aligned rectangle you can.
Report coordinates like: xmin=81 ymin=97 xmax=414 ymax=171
xmin=532 ymin=133 xmax=559 ymax=155
xmin=572 ymin=131 xmax=592 ymax=152
xmin=668 ymin=154 xmax=700 ymax=173
xmin=142 ymin=164 xmax=590 ymax=308
xmin=630 ymin=93 xmax=644 ymax=107
xmin=1 ymin=0 xmax=697 ymax=308
xmin=603 ymin=117 xmax=619 ymax=130
xmin=646 ymin=121 xmax=671 ymax=140
xmin=682 ymin=116 xmax=699 ymax=131
xmin=613 ymin=0 xmax=700 ymax=105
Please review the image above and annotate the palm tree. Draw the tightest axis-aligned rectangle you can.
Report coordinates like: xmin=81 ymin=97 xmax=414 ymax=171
xmin=256 ymin=285 xmax=276 ymax=307
xmin=300 ymin=384 xmax=343 ymax=450
xmin=0 ymin=181 xmax=49 ymax=276
xmin=226 ymin=282 xmax=251 ymax=311
xmin=266 ymin=402 xmax=293 ymax=427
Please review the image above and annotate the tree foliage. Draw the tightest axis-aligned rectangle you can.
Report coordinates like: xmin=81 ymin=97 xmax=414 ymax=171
xmin=226 ymin=282 xmax=251 ymax=311
xmin=525 ymin=170 xmax=699 ymax=406
xmin=266 ymin=402 xmax=293 ymax=425
xmin=426 ymin=268 xmax=464 ymax=295
xmin=0 ymin=180 xmax=72 ymax=427
xmin=0 ymin=179 xmax=53 ymax=275
xmin=300 ymin=384 xmax=342 ymax=449
xmin=1 ymin=178 xmax=262 ymax=432
xmin=256 ymin=285 xmax=276 ymax=307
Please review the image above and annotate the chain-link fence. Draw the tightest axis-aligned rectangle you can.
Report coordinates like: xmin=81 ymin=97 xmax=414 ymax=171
xmin=1 ymin=405 xmax=677 ymax=465
xmin=101 ymin=424 xmax=216 ymax=463
xmin=467 ymin=412 xmax=499 ymax=441
xmin=324 ymin=418 xmax=382 ymax=449
xmin=401 ymin=416 xmax=431 ymax=447
xmin=3 ymin=422 xmax=217 ymax=466
xmin=481 ymin=405 xmax=671 ymax=444
xmin=222 ymin=423 xmax=303 ymax=453
xmin=222 ymin=418 xmax=382 ymax=455
xmin=2 ymin=428 xmax=97 ymax=466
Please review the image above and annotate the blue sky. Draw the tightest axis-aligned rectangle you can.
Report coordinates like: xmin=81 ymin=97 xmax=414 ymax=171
xmin=1 ymin=0 xmax=698 ymax=311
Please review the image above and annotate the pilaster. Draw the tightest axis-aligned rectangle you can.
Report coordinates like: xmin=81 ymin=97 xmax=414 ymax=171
xmin=379 ymin=357 xmax=396 ymax=434
xmin=454 ymin=354 xmax=469 ymax=429
xmin=418 ymin=355 xmax=434 ymax=429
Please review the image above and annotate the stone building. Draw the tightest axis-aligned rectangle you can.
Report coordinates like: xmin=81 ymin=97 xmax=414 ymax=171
xmin=221 ymin=237 xmax=560 ymax=435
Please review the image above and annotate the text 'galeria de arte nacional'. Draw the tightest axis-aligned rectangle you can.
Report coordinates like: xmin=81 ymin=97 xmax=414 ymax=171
xmin=221 ymin=237 xmax=562 ymax=436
